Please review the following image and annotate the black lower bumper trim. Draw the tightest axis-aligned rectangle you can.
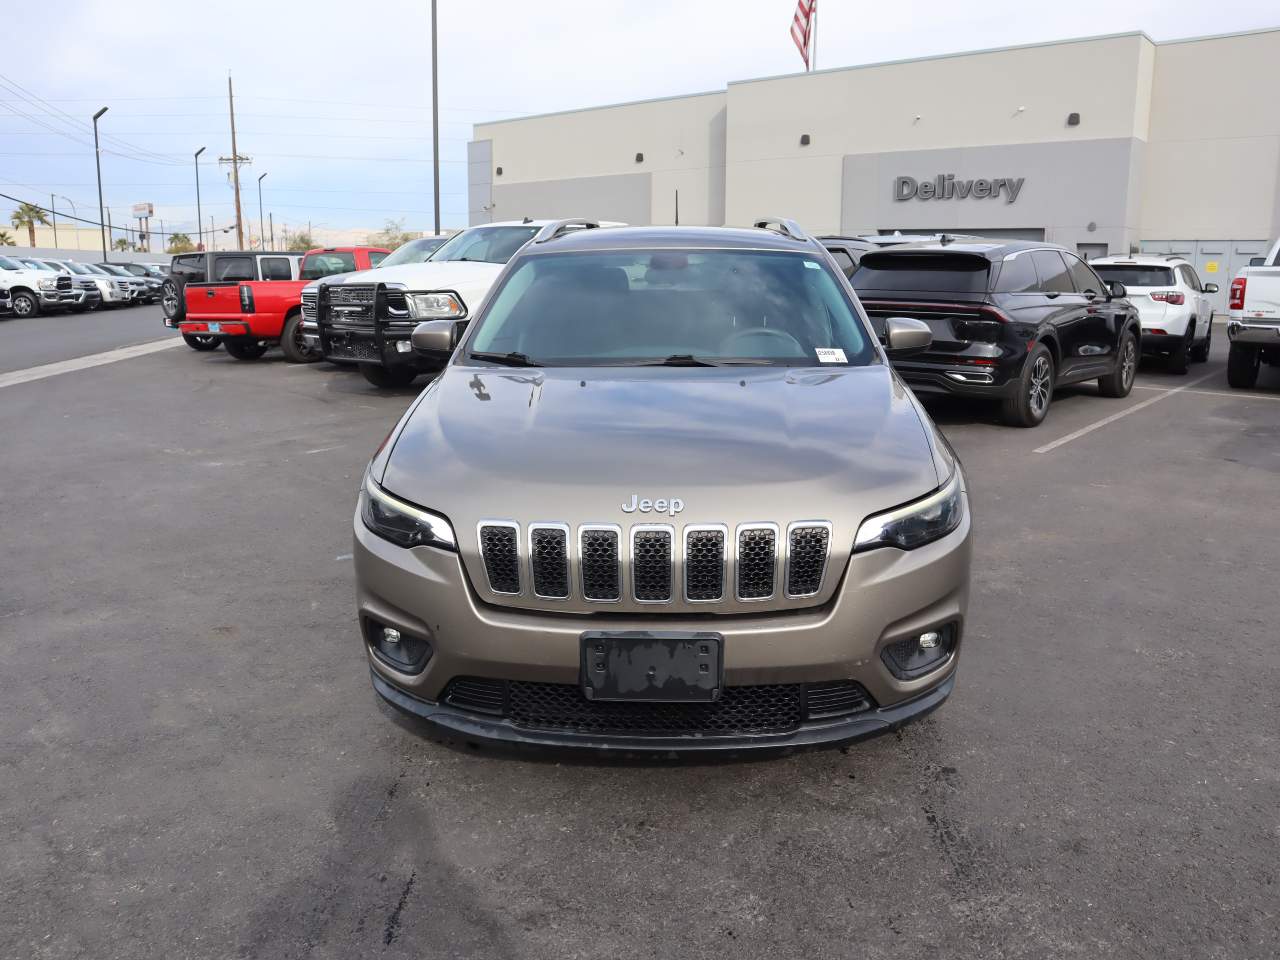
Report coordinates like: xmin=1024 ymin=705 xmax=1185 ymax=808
xmin=370 ymin=669 xmax=954 ymax=754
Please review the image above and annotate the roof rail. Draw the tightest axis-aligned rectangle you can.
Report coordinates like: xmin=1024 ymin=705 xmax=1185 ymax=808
xmin=753 ymin=217 xmax=809 ymax=242
xmin=532 ymin=218 xmax=602 ymax=243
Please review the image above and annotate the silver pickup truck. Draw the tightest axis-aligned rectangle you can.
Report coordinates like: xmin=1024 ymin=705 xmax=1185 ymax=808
xmin=1227 ymin=236 xmax=1280 ymax=388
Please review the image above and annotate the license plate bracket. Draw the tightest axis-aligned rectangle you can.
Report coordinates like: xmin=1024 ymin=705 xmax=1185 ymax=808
xmin=580 ymin=631 xmax=723 ymax=702
xmin=207 ymin=322 xmax=221 ymax=333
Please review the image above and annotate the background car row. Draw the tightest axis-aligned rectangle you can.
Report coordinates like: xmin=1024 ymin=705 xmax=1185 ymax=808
xmin=0 ymin=254 xmax=166 ymax=316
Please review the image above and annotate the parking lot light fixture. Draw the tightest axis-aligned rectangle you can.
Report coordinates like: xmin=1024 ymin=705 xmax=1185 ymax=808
xmin=92 ymin=107 xmax=109 ymax=261
xmin=194 ymin=147 xmax=205 ymax=251
xmin=257 ymin=173 xmax=267 ymax=250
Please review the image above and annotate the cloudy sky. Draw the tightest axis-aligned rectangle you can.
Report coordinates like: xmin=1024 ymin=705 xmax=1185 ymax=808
xmin=3 ymin=0 xmax=1273 ymax=245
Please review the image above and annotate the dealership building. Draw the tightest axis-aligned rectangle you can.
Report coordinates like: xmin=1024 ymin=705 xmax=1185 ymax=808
xmin=468 ymin=27 xmax=1279 ymax=311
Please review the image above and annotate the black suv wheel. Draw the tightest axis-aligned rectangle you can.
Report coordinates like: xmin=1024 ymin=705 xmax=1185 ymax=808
xmin=1002 ymin=345 xmax=1054 ymax=428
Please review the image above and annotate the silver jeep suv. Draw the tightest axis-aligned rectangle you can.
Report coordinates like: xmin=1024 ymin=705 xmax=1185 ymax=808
xmin=354 ymin=219 xmax=972 ymax=753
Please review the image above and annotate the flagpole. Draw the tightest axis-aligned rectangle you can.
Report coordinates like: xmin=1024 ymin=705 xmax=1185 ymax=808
xmin=811 ymin=1 xmax=818 ymax=72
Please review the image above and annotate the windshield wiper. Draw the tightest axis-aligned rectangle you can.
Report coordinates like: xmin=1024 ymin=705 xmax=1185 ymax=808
xmin=469 ymin=350 xmax=542 ymax=367
xmin=646 ymin=354 xmax=724 ymax=367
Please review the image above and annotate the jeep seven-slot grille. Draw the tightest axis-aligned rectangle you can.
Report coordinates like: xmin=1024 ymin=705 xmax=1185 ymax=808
xmin=786 ymin=525 xmax=830 ymax=597
xmin=440 ymin=677 xmax=876 ymax=736
xmin=478 ymin=524 xmax=520 ymax=594
xmin=632 ymin=529 xmax=672 ymax=601
xmin=685 ymin=529 xmax=725 ymax=601
xmin=530 ymin=527 xmax=569 ymax=599
xmin=580 ymin=528 xmax=621 ymax=601
xmin=737 ymin=527 xmax=777 ymax=600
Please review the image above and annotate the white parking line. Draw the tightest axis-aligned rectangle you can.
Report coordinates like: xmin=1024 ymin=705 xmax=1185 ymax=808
xmin=1132 ymin=383 xmax=1280 ymax=402
xmin=1033 ymin=372 xmax=1217 ymax=454
xmin=0 ymin=338 xmax=184 ymax=391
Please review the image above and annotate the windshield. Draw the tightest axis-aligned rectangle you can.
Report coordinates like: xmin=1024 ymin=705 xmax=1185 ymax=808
xmin=430 ymin=226 xmax=539 ymax=265
xmin=376 ymin=236 xmax=446 ymax=268
xmin=82 ymin=264 xmax=112 ymax=275
xmin=21 ymin=259 xmax=56 ymax=271
xmin=63 ymin=262 xmax=95 ymax=275
xmin=98 ymin=265 xmax=132 ymax=277
xmin=300 ymin=251 xmax=357 ymax=279
xmin=1092 ymin=265 xmax=1175 ymax=288
xmin=468 ymin=250 xmax=876 ymax=368
xmin=0 ymin=255 xmax=21 ymax=270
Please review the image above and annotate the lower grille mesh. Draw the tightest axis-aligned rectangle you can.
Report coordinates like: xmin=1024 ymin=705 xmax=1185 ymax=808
xmin=440 ymin=677 xmax=876 ymax=736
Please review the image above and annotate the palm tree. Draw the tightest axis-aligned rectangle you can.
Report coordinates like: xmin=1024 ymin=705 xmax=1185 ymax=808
xmin=112 ymin=237 xmax=131 ymax=252
xmin=166 ymin=232 xmax=194 ymax=254
xmin=0 ymin=229 xmax=15 ymax=246
xmin=10 ymin=202 xmax=50 ymax=247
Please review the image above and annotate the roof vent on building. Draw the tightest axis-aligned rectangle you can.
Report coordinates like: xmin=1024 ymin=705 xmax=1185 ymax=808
xmin=799 ymin=133 xmax=811 ymax=146
xmin=635 ymin=152 xmax=644 ymax=163
xmin=1067 ymin=112 xmax=1080 ymax=126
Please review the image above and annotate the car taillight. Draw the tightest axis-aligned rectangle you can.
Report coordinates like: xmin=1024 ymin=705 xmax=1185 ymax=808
xmin=239 ymin=284 xmax=255 ymax=313
xmin=1229 ymin=277 xmax=1247 ymax=311
xmin=1150 ymin=291 xmax=1185 ymax=305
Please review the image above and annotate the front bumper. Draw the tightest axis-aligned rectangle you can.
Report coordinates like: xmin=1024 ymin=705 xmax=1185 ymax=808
xmin=354 ymin=499 xmax=971 ymax=751
xmin=1228 ymin=320 xmax=1280 ymax=346
xmin=320 ymin=325 xmax=421 ymax=367
xmin=39 ymin=289 xmax=78 ymax=310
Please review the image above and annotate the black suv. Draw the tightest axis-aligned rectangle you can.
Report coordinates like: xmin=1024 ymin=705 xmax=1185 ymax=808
xmin=847 ymin=238 xmax=1141 ymax=427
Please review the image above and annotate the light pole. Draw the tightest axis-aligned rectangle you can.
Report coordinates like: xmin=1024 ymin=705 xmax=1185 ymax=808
xmin=257 ymin=172 xmax=267 ymax=250
xmin=431 ymin=0 xmax=440 ymax=235
xmin=92 ymin=106 xmax=109 ymax=260
xmin=194 ymin=147 xmax=205 ymax=252
xmin=60 ymin=196 xmax=77 ymax=249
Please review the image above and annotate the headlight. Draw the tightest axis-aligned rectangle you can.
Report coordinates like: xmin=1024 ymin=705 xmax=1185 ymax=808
xmin=38 ymin=278 xmax=57 ymax=290
xmin=854 ymin=470 xmax=964 ymax=553
xmin=406 ymin=291 xmax=464 ymax=319
xmin=360 ymin=472 xmax=456 ymax=551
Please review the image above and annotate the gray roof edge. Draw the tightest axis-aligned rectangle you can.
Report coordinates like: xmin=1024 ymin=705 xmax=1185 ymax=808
xmin=473 ymin=88 xmax=725 ymax=131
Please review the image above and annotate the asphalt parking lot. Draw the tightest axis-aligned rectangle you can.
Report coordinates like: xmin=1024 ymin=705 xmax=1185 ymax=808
xmin=2 ymin=307 xmax=1279 ymax=959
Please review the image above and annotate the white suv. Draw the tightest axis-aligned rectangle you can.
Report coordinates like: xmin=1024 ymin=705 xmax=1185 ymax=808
xmin=1091 ymin=255 xmax=1216 ymax=374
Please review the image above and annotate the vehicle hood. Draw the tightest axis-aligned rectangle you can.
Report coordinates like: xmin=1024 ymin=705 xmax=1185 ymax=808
xmin=379 ymin=363 xmax=946 ymax=610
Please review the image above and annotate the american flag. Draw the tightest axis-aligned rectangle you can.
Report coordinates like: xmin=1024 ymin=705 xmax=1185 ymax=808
xmin=791 ymin=0 xmax=817 ymax=70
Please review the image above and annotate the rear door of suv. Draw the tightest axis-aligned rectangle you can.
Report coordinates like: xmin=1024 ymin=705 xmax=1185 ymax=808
xmin=1062 ymin=252 xmax=1120 ymax=376
xmin=1026 ymin=249 xmax=1096 ymax=381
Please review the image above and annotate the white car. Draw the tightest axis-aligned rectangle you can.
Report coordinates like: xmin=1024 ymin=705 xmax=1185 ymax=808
xmin=307 ymin=221 xmax=621 ymax=387
xmin=1225 ymin=235 xmax=1280 ymax=388
xmin=1091 ymin=255 xmax=1216 ymax=374
xmin=0 ymin=254 xmax=78 ymax=316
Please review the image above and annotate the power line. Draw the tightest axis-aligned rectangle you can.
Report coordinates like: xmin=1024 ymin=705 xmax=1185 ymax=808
xmin=0 ymin=190 xmax=236 ymax=238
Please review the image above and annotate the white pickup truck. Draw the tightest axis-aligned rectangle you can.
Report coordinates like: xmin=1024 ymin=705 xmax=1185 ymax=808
xmin=1227 ymin=237 xmax=1280 ymax=388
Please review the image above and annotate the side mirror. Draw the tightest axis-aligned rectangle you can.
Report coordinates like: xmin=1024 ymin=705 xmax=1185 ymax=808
xmin=411 ymin=319 xmax=459 ymax=357
xmin=1203 ymin=282 xmax=1219 ymax=294
xmin=1107 ymin=281 xmax=1127 ymax=299
xmin=884 ymin=317 xmax=932 ymax=357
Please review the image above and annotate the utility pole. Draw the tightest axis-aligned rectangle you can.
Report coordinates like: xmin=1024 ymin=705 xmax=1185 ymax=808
xmin=51 ymin=194 xmax=58 ymax=247
xmin=269 ymin=212 xmax=275 ymax=249
xmin=223 ymin=74 xmax=247 ymax=249
xmin=431 ymin=0 xmax=441 ymax=235
xmin=257 ymin=172 xmax=267 ymax=251
xmin=107 ymin=208 xmax=113 ymax=252
xmin=209 ymin=215 xmax=215 ymax=252
xmin=93 ymin=106 xmax=109 ymax=260
xmin=194 ymin=147 xmax=205 ymax=252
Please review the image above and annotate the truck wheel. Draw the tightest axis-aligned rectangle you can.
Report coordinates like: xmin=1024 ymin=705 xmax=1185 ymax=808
xmin=10 ymin=290 xmax=38 ymax=318
xmin=360 ymin=364 xmax=418 ymax=389
xmin=279 ymin=313 xmax=319 ymax=364
xmin=182 ymin=333 xmax=221 ymax=352
xmin=224 ymin=337 xmax=269 ymax=361
xmin=1189 ymin=321 xmax=1212 ymax=363
xmin=161 ymin=281 xmax=184 ymax=322
xmin=1167 ymin=329 xmax=1190 ymax=375
xmin=1001 ymin=345 xmax=1054 ymax=427
xmin=1098 ymin=332 xmax=1138 ymax=398
xmin=1226 ymin=342 xmax=1260 ymax=389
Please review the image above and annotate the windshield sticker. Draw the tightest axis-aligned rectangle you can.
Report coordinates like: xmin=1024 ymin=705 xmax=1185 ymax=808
xmin=803 ymin=260 xmax=821 ymax=270
xmin=815 ymin=348 xmax=848 ymax=364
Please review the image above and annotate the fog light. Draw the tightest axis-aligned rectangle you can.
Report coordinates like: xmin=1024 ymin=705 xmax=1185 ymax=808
xmin=383 ymin=628 xmax=401 ymax=644
xmin=395 ymin=340 xmax=412 ymax=353
xmin=881 ymin=623 xmax=956 ymax=680
xmin=365 ymin=619 xmax=432 ymax=674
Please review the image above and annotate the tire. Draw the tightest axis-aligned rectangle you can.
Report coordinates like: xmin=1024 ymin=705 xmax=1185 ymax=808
xmin=10 ymin=290 xmax=38 ymax=318
xmin=223 ymin=337 xmax=269 ymax=361
xmin=161 ymin=280 xmax=184 ymax=322
xmin=182 ymin=333 xmax=221 ymax=352
xmin=1226 ymin=342 xmax=1260 ymax=389
xmin=1098 ymin=331 xmax=1138 ymax=398
xmin=278 ymin=312 xmax=319 ymax=364
xmin=1167 ymin=328 xmax=1190 ymax=375
xmin=360 ymin=364 xmax=418 ymax=389
xmin=1001 ymin=344 xmax=1054 ymax=427
xmin=1189 ymin=320 xmax=1212 ymax=363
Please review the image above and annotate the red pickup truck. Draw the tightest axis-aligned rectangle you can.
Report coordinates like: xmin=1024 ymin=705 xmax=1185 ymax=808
xmin=178 ymin=246 xmax=389 ymax=362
